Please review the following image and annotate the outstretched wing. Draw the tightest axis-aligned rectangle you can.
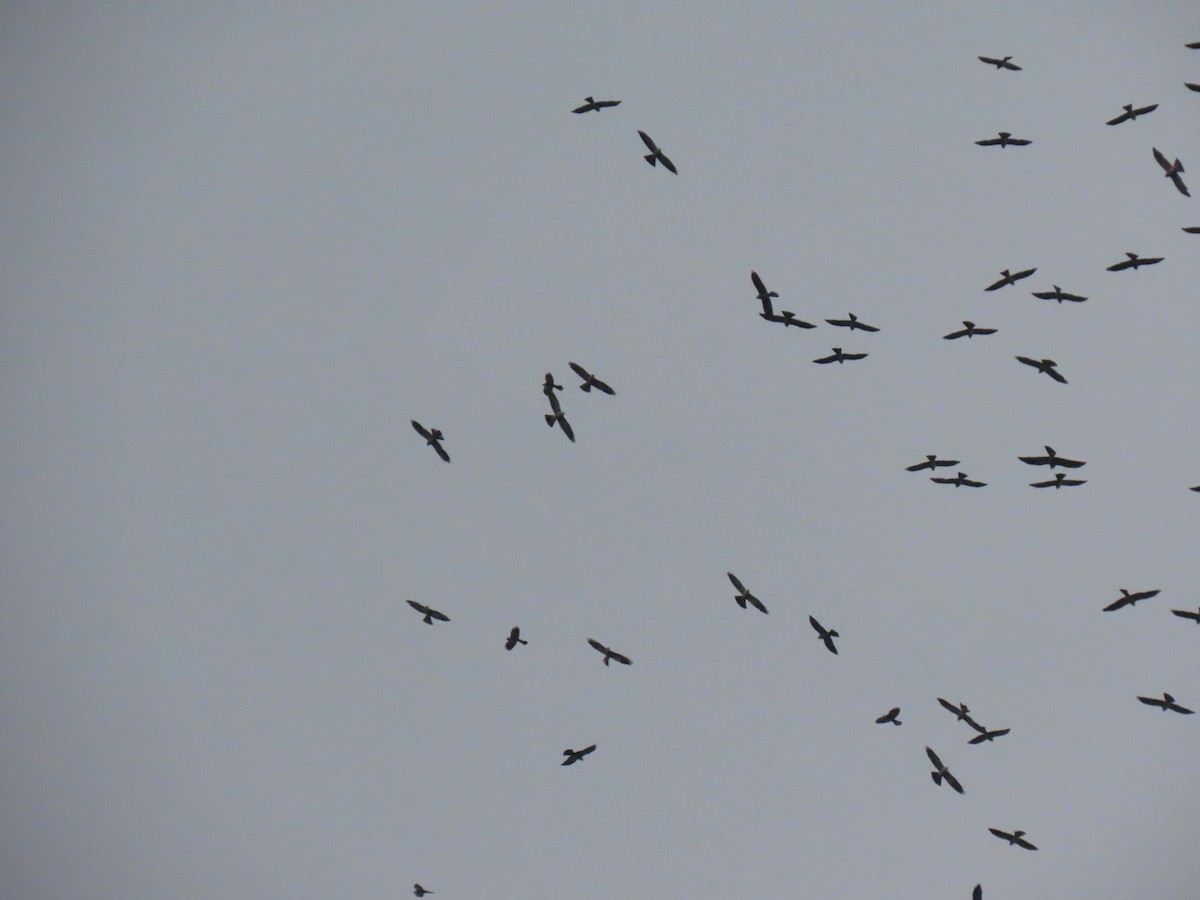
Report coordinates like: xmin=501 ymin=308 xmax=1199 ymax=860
xmin=637 ymin=130 xmax=657 ymax=152
xmin=727 ymin=571 xmax=747 ymax=593
xmin=587 ymin=638 xmax=607 ymax=655
xmin=407 ymin=599 xmax=429 ymax=615
xmin=578 ymin=744 xmax=597 ymax=756
xmin=411 ymin=420 xmax=431 ymax=439
xmin=1103 ymin=595 xmax=1131 ymax=612
xmin=943 ymin=770 xmax=965 ymax=794
xmin=428 ymin=607 xmax=450 ymax=622
xmin=808 ymin=615 xmax=824 ymax=636
xmin=610 ymin=650 xmax=632 ymax=666
xmin=568 ymin=362 xmax=590 ymax=381
xmin=1153 ymin=146 xmax=1171 ymax=171
xmin=747 ymin=594 xmax=768 ymax=614
xmin=558 ymin=414 xmax=576 ymax=443
xmin=925 ymin=746 xmax=943 ymax=769
xmin=658 ymin=152 xmax=678 ymax=175
xmin=432 ymin=441 xmax=450 ymax=462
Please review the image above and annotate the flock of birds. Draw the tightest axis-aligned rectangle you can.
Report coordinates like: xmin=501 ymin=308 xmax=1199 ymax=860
xmin=403 ymin=47 xmax=1200 ymax=899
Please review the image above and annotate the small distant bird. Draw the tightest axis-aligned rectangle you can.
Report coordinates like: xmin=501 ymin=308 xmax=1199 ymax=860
xmin=765 ymin=309 xmax=817 ymax=329
xmin=544 ymin=392 xmax=576 ymax=443
xmin=1170 ymin=607 xmax=1200 ymax=623
xmin=1103 ymin=588 xmax=1160 ymax=612
xmin=984 ymin=267 xmax=1037 ymax=291
xmin=938 ymin=698 xmax=974 ymax=722
xmin=813 ymin=347 xmax=867 ymax=364
xmin=1031 ymin=473 xmax=1087 ymax=489
xmin=587 ymin=638 xmax=632 ymax=667
xmin=568 ymin=362 xmax=616 ymax=395
xmin=1106 ymin=102 xmax=1158 ymax=125
xmin=413 ymin=884 xmax=433 ymax=897
xmin=1187 ymin=83 xmax=1200 ymax=92
xmin=727 ymin=571 xmax=768 ymax=614
xmin=572 ymin=96 xmax=621 ymax=114
xmin=505 ymin=626 xmax=528 ymax=650
xmin=1107 ymin=251 xmax=1163 ymax=271
xmin=411 ymin=420 xmax=450 ymax=462
xmin=407 ymin=600 xmax=450 ymax=625
xmin=943 ymin=320 xmax=996 ymax=340
xmin=1019 ymin=446 xmax=1085 ymax=468
xmin=750 ymin=270 xmax=779 ymax=312
xmin=975 ymin=131 xmax=1032 ymax=148
xmin=1031 ymin=285 xmax=1088 ymax=303
xmin=1137 ymin=693 xmax=1194 ymax=714
xmin=809 ymin=615 xmax=839 ymax=655
xmin=906 ymin=454 xmax=960 ymax=472
xmin=1153 ymin=147 xmax=1190 ymax=196
xmin=542 ymin=373 xmax=562 ymax=396
xmin=1015 ymin=356 xmax=1067 ymax=383
xmin=930 ymin=471 xmax=987 ymax=488
xmin=875 ymin=707 xmax=902 ymax=726
xmin=926 ymin=746 xmax=965 ymax=794
xmin=978 ymin=55 xmax=1021 ymax=70
xmin=638 ymin=130 xmax=677 ymax=174
xmin=562 ymin=744 xmax=597 ymax=765
xmin=989 ymin=828 xmax=1037 ymax=850
xmin=968 ymin=727 xmax=1011 ymax=744
xmin=825 ymin=313 xmax=880 ymax=332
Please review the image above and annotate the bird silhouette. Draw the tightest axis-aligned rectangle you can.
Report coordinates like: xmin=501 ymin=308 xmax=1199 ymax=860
xmin=587 ymin=638 xmax=632 ymax=666
xmin=975 ymin=131 xmax=1032 ymax=147
xmin=978 ymin=55 xmax=1021 ymax=70
xmin=1106 ymin=252 xmax=1163 ymax=272
xmin=413 ymin=884 xmax=433 ymax=897
xmin=562 ymin=744 xmax=598 ymax=765
xmin=968 ymin=727 xmax=1011 ymax=744
xmin=638 ymin=130 xmax=677 ymax=174
xmin=875 ymin=707 xmax=902 ymax=726
xmin=411 ymin=420 xmax=450 ymax=462
xmin=572 ymin=96 xmax=621 ymax=113
xmin=1031 ymin=285 xmax=1088 ymax=303
xmin=1031 ymin=473 xmax=1087 ymax=489
xmin=906 ymin=454 xmax=961 ymax=472
xmin=1104 ymin=588 xmax=1160 ymax=612
xmin=407 ymin=600 xmax=450 ymax=625
xmin=930 ymin=472 xmax=987 ymax=488
xmin=943 ymin=321 xmax=997 ymax=340
xmin=989 ymin=828 xmax=1037 ymax=850
xmin=925 ymin=746 xmax=965 ymax=794
xmin=1170 ymin=607 xmax=1200 ymax=623
xmin=1137 ymin=693 xmax=1194 ymax=714
xmin=750 ymin=271 xmax=779 ymax=313
xmin=809 ymin=615 xmax=839 ymax=654
xmin=1106 ymin=102 xmax=1158 ymax=125
xmin=825 ymin=313 xmax=880 ymax=332
xmin=1019 ymin=446 xmax=1085 ymax=468
xmin=727 ymin=571 xmax=768 ymax=614
xmin=568 ymin=362 xmax=616 ymax=395
xmin=1015 ymin=356 xmax=1067 ymax=383
xmin=1153 ymin=147 xmax=1190 ymax=196
xmin=984 ymin=267 xmax=1037 ymax=291
xmin=544 ymin=392 xmax=576 ymax=443
xmin=543 ymin=373 xmax=563 ymax=396
xmin=505 ymin=626 xmax=528 ymax=650
xmin=813 ymin=347 xmax=867 ymax=364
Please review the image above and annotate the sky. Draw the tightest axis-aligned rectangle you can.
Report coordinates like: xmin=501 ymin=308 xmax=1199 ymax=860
xmin=2 ymin=2 xmax=1199 ymax=898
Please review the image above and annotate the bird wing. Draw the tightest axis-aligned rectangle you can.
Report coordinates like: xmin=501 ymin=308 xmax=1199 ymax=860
xmin=411 ymin=420 xmax=431 ymax=439
xmin=974 ymin=886 xmax=983 ymax=900
xmin=429 ymin=607 xmax=450 ymax=622
xmin=1046 ymin=367 xmax=1068 ymax=384
xmin=558 ymin=415 xmax=575 ymax=442
xmin=925 ymin=746 xmax=943 ymax=768
xmin=844 ymin=352 xmax=868 ymax=360
xmin=906 ymin=459 xmax=933 ymax=471
xmin=942 ymin=328 xmax=968 ymax=339
xmin=1153 ymin=146 xmax=1171 ymax=171
xmin=1015 ymin=837 xmax=1038 ymax=850
xmin=659 ymin=152 xmax=678 ymax=174
xmin=432 ymin=441 xmax=450 ymax=462
xmin=1018 ymin=455 xmax=1050 ymax=465
xmin=727 ymin=571 xmax=746 ymax=593
xmin=1056 ymin=458 xmax=1086 ymax=468
xmin=978 ymin=56 xmax=997 ymax=65
xmin=1010 ymin=138 xmax=1032 ymax=145
xmin=637 ymin=130 xmax=657 ymax=152
xmin=822 ymin=634 xmax=838 ymax=654
xmin=1013 ymin=268 xmax=1036 ymax=280
xmin=547 ymin=391 xmax=564 ymax=416
xmin=611 ymin=651 xmax=632 ymax=665
xmin=407 ymin=599 xmax=429 ymax=614
xmin=750 ymin=271 xmax=770 ymax=297
xmin=596 ymin=99 xmax=620 ymax=108
xmin=968 ymin=733 xmax=988 ymax=744
xmin=988 ymin=828 xmax=1007 ymax=840
xmin=808 ymin=615 xmax=824 ymax=635
xmin=1103 ymin=596 xmax=1131 ymax=611
xmin=937 ymin=698 xmax=960 ymax=716
xmin=1106 ymin=110 xmax=1131 ymax=125
xmin=1172 ymin=609 xmax=1200 ymax=621
xmin=1170 ymin=173 xmax=1191 ymax=196
xmin=587 ymin=638 xmax=607 ymax=654
xmin=571 ymin=102 xmax=594 ymax=114
xmin=975 ymin=137 xmax=1000 ymax=146
xmin=813 ymin=354 xmax=836 ymax=364
xmin=1132 ymin=589 xmax=1160 ymax=601
xmin=1136 ymin=103 xmax=1158 ymax=116
xmin=568 ymin=362 xmax=591 ymax=382
xmin=590 ymin=376 xmax=615 ymax=395
xmin=944 ymin=770 xmax=964 ymax=794
xmin=858 ymin=322 xmax=880 ymax=332
xmin=1106 ymin=258 xmax=1133 ymax=271
xmin=983 ymin=276 xmax=1007 ymax=291
xmin=747 ymin=594 xmax=768 ymax=614
xmin=1187 ymin=83 xmax=1200 ymax=92
xmin=579 ymin=744 xmax=597 ymax=756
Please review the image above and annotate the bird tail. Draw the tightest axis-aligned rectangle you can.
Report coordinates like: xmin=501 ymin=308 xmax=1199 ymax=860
xmin=769 ymin=291 xmax=779 ymax=298
xmin=645 ymin=153 xmax=657 ymax=166
xmin=545 ymin=414 xmax=556 ymax=427
xmin=423 ymin=614 xmax=433 ymax=625
xmin=580 ymin=383 xmax=592 ymax=392
xmin=1176 ymin=159 xmax=1185 ymax=173
xmin=517 ymin=638 xmax=528 ymax=645
xmin=891 ymin=719 xmax=901 ymax=726
xmin=931 ymin=772 xmax=943 ymax=786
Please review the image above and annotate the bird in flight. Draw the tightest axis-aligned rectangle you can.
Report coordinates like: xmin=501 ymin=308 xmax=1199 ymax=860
xmin=638 ymin=131 xmax=677 ymax=174
xmin=809 ymin=615 xmax=839 ymax=654
xmin=1137 ymin=693 xmax=1194 ymax=714
xmin=505 ymin=627 xmax=528 ymax=650
xmin=543 ymin=373 xmax=563 ymax=397
xmin=975 ymin=131 xmax=1032 ymax=147
xmin=943 ymin=320 xmax=996 ymax=340
xmin=1153 ymin=147 xmax=1190 ymax=196
xmin=1015 ymin=356 xmax=1067 ymax=383
xmin=813 ymin=347 xmax=868 ymax=364
xmin=1103 ymin=588 xmax=1160 ymax=612
xmin=411 ymin=420 xmax=450 ymax=462
xmin=407 ymin=600 xmax=450 ymax=625
xmin=544 ymin=392 xmax=576 ymax=443
xmin=1170 ymin=607 xmax=1200 ymax=623
xmin=875 ymin=707 xmax=902 ymax=726
xmin=925 ymin=746 xmax=965 ymax=794
xmin=750 ymin=271 xmax=779 ymax=311
xmin=984 ymin=267 xmax=1037 ymax=291
xmin=1106 ymin=102 xmax=1158 ymax=125
xmin=1107 ymin=251 xmax=1163 ymax=271
xmin=587 ymin=638 xmax=632 ymax=666
xmin=1031 ymin=473 xmax=1087 ymax=489
xmin=727 ymin=572 xmax=768 ymax=614
xmin=1019 ymin=446 xmax=1085 ymax=468
xmin=906 ymin=454 xmax=960 ymax=472
xmin=989 ymin=828 xmax=1038 ymax=850
xmin=413 ymin=884 xmax=433 ymax=897
xmin=968 ymin=727 xmax=1011 ymax=744
xmin=978 ymin=55 xmax=1021 ymax=70
xmin=562 ymin=744 xmax=598 ymax=765
xmin=930 ymin=472 xmax=987 ymax=488
xmin=825 ymin=313 xmax=880 ymax=332
xmin=568 ymin=362 xmax=616 ymax=395
xmin=1031 ymin=285 xmax=1088 ymax=303
xmin=572 ymin=96 xmax=620 ymax=114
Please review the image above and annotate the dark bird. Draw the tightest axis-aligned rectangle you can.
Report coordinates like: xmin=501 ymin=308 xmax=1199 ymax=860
xmin=1019 ymin=446 xmax=1085 ymax=468
xmin=906 ymin=454 xmax=961 ymax=472
xmin=930 ymin=471 xmax=987 ymax=488
xmin=984 ymin=267 xmax=1037 ymax=291
xmin=1138 ymin=693 xmax=1194 ymax=714
xmin=638 ymin=130 xmax=677 ymax=174
xmin=978 ymin=55 xmax=1021 ymax=70
xmin=413 ymin=884 xmax=433 ymax=897
xmin=1106 ymin=102 xmax=1158 ymax=125
xmin=1153 ymin=147 xmax=1190 ymax=196
xmin=1106 ymin=251 xmax=1163 ymax=271
xmin=813 ymin=347 xmax=867 ymax=364
xmin=975 ymin=131 xmax=1032 ymax=147
xmin=587 ymin=638 xmax=632 ymax=667
xmin=544 ymin=392 xmax=576 ymax=443
xmin=875 ymin=707 xmax=902 ymax=726
xmin=1170 ymin=607 xmax=1200 ymax=623
xmin=1015 ymin=356 xmax=1067 ymax=383
xmin=727 ymin=571 xmax=768 ymax=614
xmin=572 ymin=96 xmax=621 ymax=114
xmin=407 ymin=600 xmax=450 ymax=625
xmin=543 ymin=372 xmax=562 ymax=396
xmin=764 ymin=309 xmax=817 ymax=328
xmin=1187 ymin=83 xmax=1200 ymax=92
xmin=750 ymin=270 xmax=779 ymax=314
xmin=968 ymin=727 xmax=1011 ymax=744
xmin=989 ymin=828 xmax=1037 ymax=850
xmin=568 ymin=362 xmax=615 ymax=395
xmin=562 ymin=744 xmax=597 ymax=765
xmin=809 ymin=615 xmax=839 ymax=655
xmin=1031 ymin=285 xmax=1088 ymax=303
xmin=411 ymin=420 xmax=450 ymax=462
xmin=1103 ymin=588 xmax=1160 ymax=612
xmin=505 ymin=626 xmax=528 ymax=650
xmin=1031 ymin=473 xmax=1087 ymax=489
xmin=943 ymin=320 xmax=997 ymax=340
xmin=974 ymin=886 xmax=983 ymax=900
xmin=925 ymin=746 xmax=965 ymax=794
xmin=825 ymin=313 xmax=880 ymax=332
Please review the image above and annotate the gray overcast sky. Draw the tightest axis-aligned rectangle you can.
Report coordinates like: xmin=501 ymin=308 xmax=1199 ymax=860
xmin=3 ymin=2 xmax=1199 ymax=898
